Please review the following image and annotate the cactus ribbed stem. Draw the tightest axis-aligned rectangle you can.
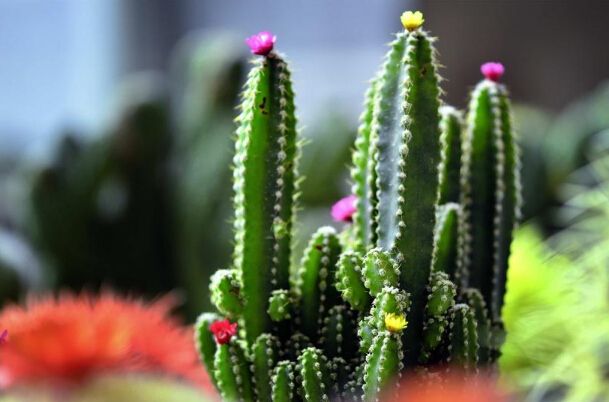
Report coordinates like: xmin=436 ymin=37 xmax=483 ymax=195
xmin=252 ymin=333 xmax=280 ymax=401
xmin=363 ymin=331 xmax=403 ymax=402
xmin=438 ymin=106 xmax=463 ymax=204
xmin=351 ymin=79 xmax=380 ymax=250
xmin=214 ymin=341 xmax=255 ymax=401
xmin=336 ymin=251 xmax=370 ymax=311
xmin=295 ymin=227 xmax=342 ymax=343
xmin=459 ymin=80 xmax=518 ymax=321
xmin=233 ymin=54 xmax=298 ymax=344
xmin=370 ymin=28 xmax=442 ymax=364
xmin=298 ymin=347 xmax=330 ymax=402
xmin=431 ymin=203 xmax=460 ymax=279
xmin=271 ymin=361 xmax=295 ymax=402
xmin=194 ymin=312 xmax=221 ymax=387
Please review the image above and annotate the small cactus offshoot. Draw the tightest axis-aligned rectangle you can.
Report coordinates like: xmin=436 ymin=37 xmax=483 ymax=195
xmin=196 ymin=13 xmax=520 ymax=401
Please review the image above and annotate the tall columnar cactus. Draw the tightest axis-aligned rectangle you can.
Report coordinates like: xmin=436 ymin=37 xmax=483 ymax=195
xmin=196 ymin=12 xmax=521 ymax=401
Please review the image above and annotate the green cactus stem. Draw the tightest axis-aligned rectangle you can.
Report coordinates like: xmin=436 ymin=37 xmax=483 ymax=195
xmin=298 ymin=347 xmax=331 ymax=401
xmin=271 ymin=361 xmax=296 ymax=402
xmin=336 ymin=250 xmax=370 ymax=311
xmin=210 ymin=269 xmax=243 ymax=319
xmin=214 ymin=340 xmax=255 ymax=401
xmin=459 ymin=77 xmax=520 ymax=321
xmin=194 ymin=312 xmax=221 ymax=386
xmin=431 ymin=203 xmax=460 ymax=279
xmin=362 ymin=248 xmax=400 ymax=297
xmin=363 ymin=330 xmax=404 ymax=401
xmin=321 ymin=305 xmax=358 ymax=361
xmin=295 ymin=227 xmax=342 ymax=343
xmin=268 ymin=289 xmax=292 ymax=322
xmin=447 ymin=303 xmax=478 ymax=369
xmin=232 ymin=53 xmax=299 ymax=344
xmin=463 ymin=288 xmax=492 ymax=364
xmin=366 ymin=25 xmax=442 ymax=363
xmin=438 ymin=106 xmax=464 ymax=204
xmin=351 ymin=79 xmax=380 ymax=250
xmin=252 ymin=333 xmax=280 ymax=401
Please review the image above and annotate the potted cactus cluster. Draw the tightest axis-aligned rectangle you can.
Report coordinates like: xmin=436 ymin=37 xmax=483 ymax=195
xmin=195 ymin=10 xmax=520 ymax=401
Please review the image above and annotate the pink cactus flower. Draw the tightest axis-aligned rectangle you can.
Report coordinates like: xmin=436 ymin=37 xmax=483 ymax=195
xmin=481 ymin=62 xmax=505 ymax=82
xmin=0 ymin=329 xmax=7 ymax=345
xmin=331 ymin=195 xmax=357 ymax=223
xmin=209 ymin=319 xmax=237 ymax=345
xmin=245 ymin=31 xmax=276 ymax=56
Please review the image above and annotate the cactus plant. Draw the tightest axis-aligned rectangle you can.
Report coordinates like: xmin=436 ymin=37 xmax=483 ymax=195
xmin=196 ymin=12 xmax=521 ymax=401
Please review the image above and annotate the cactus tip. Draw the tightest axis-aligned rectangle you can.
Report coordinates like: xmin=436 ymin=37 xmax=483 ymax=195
xmin=331 ymin=194 xmax=357 ymax=223
xmin=384 ymin=313 xmax=407 ymax=333
xmin=480 ymin=62 xmax=505 ymax=82
xmin=209 ymin=319 xmax=238 ymax=344
xmin=401 ymin=11 xmax=424 ymax=32
xmin=245 ymin=31 xmax=276 ymax=56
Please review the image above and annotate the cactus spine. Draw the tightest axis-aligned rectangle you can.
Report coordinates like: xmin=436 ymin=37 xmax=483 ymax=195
xmin=197 ymin=16 xmax=520 ymax=401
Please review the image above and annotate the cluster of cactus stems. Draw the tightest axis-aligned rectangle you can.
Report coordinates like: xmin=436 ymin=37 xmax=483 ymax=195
xmin=195 ymin=11 xmax=521 ymax=401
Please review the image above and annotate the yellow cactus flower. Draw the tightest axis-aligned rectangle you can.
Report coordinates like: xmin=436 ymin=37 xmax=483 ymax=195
xmin=401 ymin=11 xmax=424 ymax=32
xmin=384 ymin=313 xmax=407 ymax=333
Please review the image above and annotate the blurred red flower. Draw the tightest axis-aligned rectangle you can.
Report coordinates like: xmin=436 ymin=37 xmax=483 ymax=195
xmin=382 ymin=370 xmax=508 ymax=402
xmin=0 ymin=292 xmax=212 ymax=392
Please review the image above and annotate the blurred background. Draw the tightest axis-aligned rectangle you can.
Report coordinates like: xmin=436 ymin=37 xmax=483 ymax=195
xmin=1 ymin=0 xmax=609 ymax=320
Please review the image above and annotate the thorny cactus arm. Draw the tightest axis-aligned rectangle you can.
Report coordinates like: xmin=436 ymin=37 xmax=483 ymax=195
xmin=210 ymin=269 xmax=243 ymax=319
xmin=368 ymin=13 xmax=442 ymax=363
xmin=463 ymin=288 xmax=492 ymax=364
xmin=214 ymin=340 xmax=255 ymax=401
xmin=438 ymin=106 xmax=464 ymax=204
xmin=447 ymin=303 xmax=479 ymax=370
xmin=298 ymin=347 xmax=331 ymax=402
xmin=458 ymin=62 xmax=520 ymax=322
xmin=295 ymin=226 xmax=342 ymax=343
xmin=362 ymin=248 xmax=400 ymax=296
xmin=251 ymin=333 xmax=280 ymax=401
xmin=431 ymin=203 xmax=460 ymax=278
xmin=194 ymin=312 xmax=221 ymax=385
xmin=336 ymin=251 xmax=370 ymax=311
xmin=271 ymin=361 xmax=295 ymax=402
xmin=232 ymin=40 xmax=299 ymax=344
xmin=351 ymin=79 xmax=380 ymax=250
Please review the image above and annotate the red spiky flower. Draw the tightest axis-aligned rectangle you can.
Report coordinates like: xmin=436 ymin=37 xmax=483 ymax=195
xmin=0 ymin=292 xmax=213 ymax=392
xmin=209 ymin=320 xmax=237 ymax=345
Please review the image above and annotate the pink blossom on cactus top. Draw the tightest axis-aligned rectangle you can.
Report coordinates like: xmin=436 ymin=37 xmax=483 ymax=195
xmin=481 ymin=62 xmax=505 ymax=82
xmin=245 ymin=31 xmax=276 ymax=56
xmin=331 ymin=195 xmax=357 ymax=223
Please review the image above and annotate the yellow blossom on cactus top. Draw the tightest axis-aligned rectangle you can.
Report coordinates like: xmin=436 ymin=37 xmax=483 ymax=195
xmin=384 ymin=313 xmax=407 ymax=333
xmin=401 ymin=11 xmax=424 ymax=32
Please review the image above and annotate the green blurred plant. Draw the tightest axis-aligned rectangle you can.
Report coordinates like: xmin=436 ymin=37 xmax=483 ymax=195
xmin=501 ymin=139 xmax=609 ymax=402
xmin=30 ymin=76 xmax=175 ymax=294
xmin=516 ymin=81 xmax=609 ymax=231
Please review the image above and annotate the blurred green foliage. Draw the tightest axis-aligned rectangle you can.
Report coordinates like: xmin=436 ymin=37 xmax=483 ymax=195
xmin=517 ymin=81 xmax=609 ymax=232
xmin=502 ymin=140 xmax=609 ymax=401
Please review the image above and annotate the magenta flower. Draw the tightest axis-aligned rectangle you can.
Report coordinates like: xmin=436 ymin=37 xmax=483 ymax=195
xmin=0 ymin=329 xmax=7 ymax=345
xmin=331 ymin=195 xmax=357 ymax=223
xmin=245 ymin=31 xmax=276 ymax=56
xmin=481 ymin=62 xmax=505 ymax=82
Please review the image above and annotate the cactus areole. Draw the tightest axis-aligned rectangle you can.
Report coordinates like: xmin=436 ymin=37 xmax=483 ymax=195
xmin=196 ymin=13 xmax=521 ymax=401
